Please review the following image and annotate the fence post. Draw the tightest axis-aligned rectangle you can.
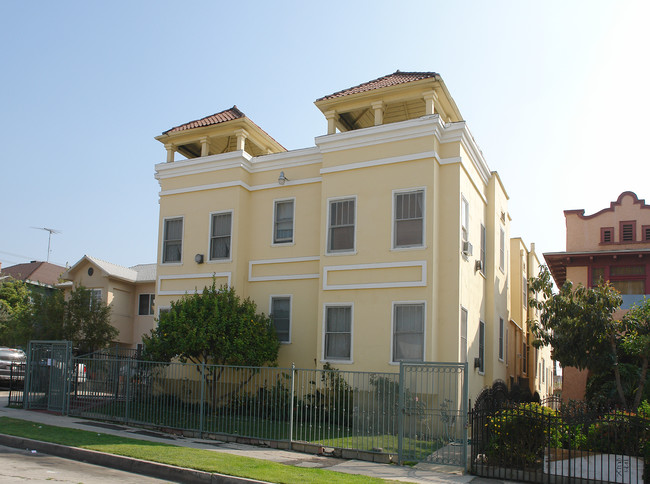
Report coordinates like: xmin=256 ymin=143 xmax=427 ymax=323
xmin=398 ymin=362 xmax=405 ymax=465
xmin=289 ymin=363 xmax=295 ymax=444
xmin=125 ymin=358 xmax=132 ymax=424
xmin=199 ymin=361 xmax=206 ymax=436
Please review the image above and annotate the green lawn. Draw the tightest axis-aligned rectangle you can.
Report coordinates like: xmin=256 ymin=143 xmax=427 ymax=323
xmin=0 ymin=417 xmax=401 ymax=484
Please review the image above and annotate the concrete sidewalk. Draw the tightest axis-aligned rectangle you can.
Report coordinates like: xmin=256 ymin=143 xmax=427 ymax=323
xmin=0 ymin=398 xmax=499 ymax=484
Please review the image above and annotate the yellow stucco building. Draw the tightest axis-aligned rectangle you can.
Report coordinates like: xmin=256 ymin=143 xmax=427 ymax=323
xmin=153 ymin=71 xmax=552 ymax=400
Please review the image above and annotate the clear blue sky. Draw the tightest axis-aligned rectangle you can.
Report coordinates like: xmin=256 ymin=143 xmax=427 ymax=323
xmin=1 ymin=1 xmax=648 ymax=270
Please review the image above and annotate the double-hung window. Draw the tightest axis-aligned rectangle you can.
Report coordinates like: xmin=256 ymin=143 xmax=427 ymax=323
xmin=461 ymin=196 xmax=469 ymax=243
xmin=210 ymin=211 xmax=232 ymax=260
xmin=89 ymin=289 xmax=102 ymax=309
xmin=162 ymin=217 xmax=183 ymax=263
xmin=328 ymin=198 xmax=355 ymax=253
xmin=394 ymin=190 xmax=424 ymax=248
xmin=460 ymin=307 xmax=468 ymax=363
xmin=138 ymin=294 xmax=155 ymax=316
xmin=270 ymin=296 xmax=291 ymax=343
xmin=480 ymin=224 xmax=486 ymax=272
xmin=392 ymin=303 xmax=424 ymax=362
xmin=274 ymin=199 xmax=294 ymax=244
xmin=498 ymin=317 xmax=504 ymax=360
xmin=324 ymin=305 xmax=352 ymax=361
xmin=499 ymin=227 xmax=506 ymax=272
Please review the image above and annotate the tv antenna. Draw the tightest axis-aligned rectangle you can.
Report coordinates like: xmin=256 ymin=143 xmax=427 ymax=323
xmin=31 ymin=227 xmax=62 ymax=262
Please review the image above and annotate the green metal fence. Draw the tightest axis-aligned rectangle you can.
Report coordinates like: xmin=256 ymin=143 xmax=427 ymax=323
xmin=60 ymin=354 xmax=467 ymax=467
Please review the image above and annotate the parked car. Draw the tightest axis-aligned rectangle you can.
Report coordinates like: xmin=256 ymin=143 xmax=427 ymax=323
xmin=0 ymin=347 xmax=26 ymax=385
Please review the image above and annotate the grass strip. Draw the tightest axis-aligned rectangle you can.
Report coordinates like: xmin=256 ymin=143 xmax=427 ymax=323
xmin=0 ymin=417 xmax=395 ymax=484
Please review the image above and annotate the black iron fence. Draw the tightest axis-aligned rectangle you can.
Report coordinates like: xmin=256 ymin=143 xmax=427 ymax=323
xmin=7 ymin=362 xmax=25 ymax=407
xmin=470 ymin=401 xmax=649 ymax=484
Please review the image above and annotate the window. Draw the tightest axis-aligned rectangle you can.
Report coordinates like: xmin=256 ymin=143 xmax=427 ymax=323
xmin=460 ymin=308 xmax=468 ymax=363
xmin=162 ymin=217 xmax=183 ymax=263
xmin=522 ymin=339 xmax=527 ymax=374
xmin=505 ymin=328 xmax=509 ymax=366
xmin=394 ymin=190 xmax=424 ymax=248
xmin=210 ymin=211 xmax=232 ymax=260
xmin=138 ymin=294 xmax=155 ymax=316
xmin=591 ymin=265 xmax=646 ymax=296
xmin=499 ymin=227 xmax=505 ymax=272
xmin=620 ymin=221 xmax=635 ymax=242
xmin=480 ymin=224 xmax=486 ymax=272
xmin=461 ymin=196 xmax=469 ymax=243
xmin=392 ymin=303 xmax=424 ymax=362
xmin=498 ymin=317 xmax=504 ymax=360
xmin=270 ymin=296 xmax=291 ymax=343
xmin=644 ymin=225 xmax=650 ymax=242
xmin=601 ymin=227 xmax=614 ymax=243
xmin=324 ymin=305 xmax=352 ymax=361
xmin=523 ymin=276 xmax=527 ymax=307
xmin=89 ymin=289 xmax=102 ymax=308
xmin=478 ymin=321 xmax=485 ymax=373
xmin=274 ymin=200 xmax=294 ymax=244
xmin=542 ymin=358 xmax=546 ymax=383
xmin=328 ymin=198 xmax=355 ymax=253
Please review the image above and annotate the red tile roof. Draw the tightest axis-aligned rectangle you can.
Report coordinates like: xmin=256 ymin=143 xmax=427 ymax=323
xmin=1 ymin=261 xmax=66 ymax=286
xmin=316 ymin=71 xmax=440 ymax=102
xmin=162 ymin=106 xmax=245 ymax=134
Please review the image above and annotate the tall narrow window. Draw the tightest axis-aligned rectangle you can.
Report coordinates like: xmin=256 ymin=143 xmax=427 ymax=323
xmin=522 ymin=336 xmax=528 ymax=374
xmin=89 ymin=289 xmax=102 ymax=309
xmin=499 ymin=317 xmax=504 ymax=360
xmin=270 ymin=296 xmax=291 ymax=343
xmin=210 ymin=212 xmax=232 ymax=260
xmin=460 ymin=308 xmax=468 ymax=363
xmin=542 ymin=358 xmax=546 ymax=383
xmin=163 ymin=217 xmax=183 ymax=263
xmin=393 ymin=303 xmax=424 ymax=362
xmin=478 ymin=321 xmax=485 ymax=373
xmin=328 ymin=198 xmax=355 ymax=252
xmin=394 ymin=190 xmax=424 ymax=247
xmin=324 ymin=306 xmax=352 ymax=360
xmin=274 ymin=200 xmax=294 ymax=244
xmin=499 ymin=227 xmax=505 ymax=272
xmin=461 ymin=197 xmax=469 ymax=242
xmin=523 ymin=276 xmax=527 ymax=308
xmin=480 ymin=224 xmax=486 ymax=271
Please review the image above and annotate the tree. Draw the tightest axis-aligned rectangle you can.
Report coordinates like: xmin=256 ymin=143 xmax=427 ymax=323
xmin=142 ymin=283 xmax=280 ymax=373
xmin=528 ymin=266 xmax=649 ymax=409
xmin=620 ymin=299 xmax=650 ymax=409
xmin=0 ymin=278 xmax=33 ymax=347
xmin=61 ymin=286 xmax=117 ymax=354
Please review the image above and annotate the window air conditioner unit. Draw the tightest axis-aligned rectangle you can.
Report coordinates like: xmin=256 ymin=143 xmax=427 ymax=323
xmin=462 ymin=240 xmax=473 ymax=256
xmin=475 ymin=259 xmax=483 ymax=272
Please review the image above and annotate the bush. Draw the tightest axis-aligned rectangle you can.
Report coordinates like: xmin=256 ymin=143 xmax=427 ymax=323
xmin=486 ymin=402 xmax=559 ymax=469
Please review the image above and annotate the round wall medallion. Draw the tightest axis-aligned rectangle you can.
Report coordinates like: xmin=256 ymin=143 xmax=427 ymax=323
xmin=88 ymin=267 xmax=94 ymax=276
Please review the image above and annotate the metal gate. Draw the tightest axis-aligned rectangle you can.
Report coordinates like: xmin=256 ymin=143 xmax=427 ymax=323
xmin=24 ymin=341 xmax=73 ymax=413
xmin=398 ymin=362 xmax=468 ymax=468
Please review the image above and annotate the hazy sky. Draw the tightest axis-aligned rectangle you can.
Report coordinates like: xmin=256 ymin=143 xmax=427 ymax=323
xmin=1 ymin=1 xmax=648 ymax=270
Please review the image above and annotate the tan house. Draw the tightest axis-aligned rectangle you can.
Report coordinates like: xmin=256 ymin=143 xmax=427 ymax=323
xmin=61 ymin=255 xmax=157 ymax=350
xmin=152 ymin=71 xmax=553 ymax=400
xmin=545 ymin=191 xmax=650 ymax=400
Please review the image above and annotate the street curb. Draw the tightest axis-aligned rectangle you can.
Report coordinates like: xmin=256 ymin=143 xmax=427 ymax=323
xmin=0 ymin=433 xmax=271 ymax=484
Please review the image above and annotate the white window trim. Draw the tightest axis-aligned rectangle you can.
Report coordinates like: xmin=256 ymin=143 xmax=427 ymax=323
xmin=460 ymin=306 xmax=468 ymax=364
xmin=461 ymin=195 xmax=469 ymax=243
xmin=269 ymin=294 xmax=292 ymax=344
xmin=208 ymin=210 xmax=233 ymax=263
xmin=271 ymin=197 xmax=296 ymax=246
xmin=321 ymin=303 xmax=354 ymax=364
xmin=89 ymin=288 xmax=102 ymax=309
xmin=157 ymin=306 xmax=170 ymax=318
xmin=479 ymin=224 xmax=486 ymax=275
xmin=390 ymin=300 xmax=426 ymax=365
xmin=326 ymin=195 xmax=357 ymax=255
xmin=499 ymin=227 xmax=506 ymax=273
xmin=391 ymin=187 xmax=426 ymax=250
xmin=161 ymin=216 xmax=184 ymax=265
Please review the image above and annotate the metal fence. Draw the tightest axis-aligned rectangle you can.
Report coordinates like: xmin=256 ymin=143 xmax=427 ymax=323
xmin=64 ymin=355 xmax=467 ymax=466
xmin=470 ymin=402 xmax=648 ymax=484
xmin=7 ymin=362 xmax=25 ymax=407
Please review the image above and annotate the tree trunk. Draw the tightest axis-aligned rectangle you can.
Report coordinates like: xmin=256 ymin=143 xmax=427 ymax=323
xmin=611 ymin=337 xmax=627 ymax=408
xmin=633 ymin=356 xmax=648 ymax=410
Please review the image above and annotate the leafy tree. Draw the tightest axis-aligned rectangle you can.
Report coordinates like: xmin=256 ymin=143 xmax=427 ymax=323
xmin=142 ymin=283 xmax=280 ymax=375
xmin=0 ymin=278 xmax=33 ymax=347
xmin=61 ymin=286 xmax=117 ymax=354
xmin=528 ymin=266 xmax=649 ymax=409
xmin=620 ymin=299 xmax=650 ymax=409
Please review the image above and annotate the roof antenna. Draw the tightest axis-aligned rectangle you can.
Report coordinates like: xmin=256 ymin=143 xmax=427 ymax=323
xmin=31 ymin=227 xmax=62 ymax=262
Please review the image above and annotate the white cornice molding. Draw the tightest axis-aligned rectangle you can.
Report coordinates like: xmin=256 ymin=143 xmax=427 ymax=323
xmin=315 ymin=115 xmax=444 ymax=153
xmin=159 ymin=177 xmax=322 ymax=197
xmin=155 ymin=147 xmax=322 ymax=180
xmin=323 ymin=261 xmax=427 ymax=290
xmin=320 ymin=150 xmax=440 ymax=174
xmin=440 ymin=122 xmax=491 ymax=185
